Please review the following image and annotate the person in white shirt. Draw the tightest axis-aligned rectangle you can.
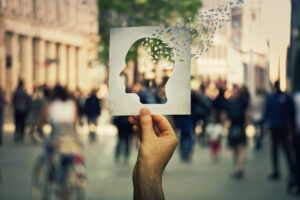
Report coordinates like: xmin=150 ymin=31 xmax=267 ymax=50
xmin=38 ymin=85 xmax=81 ymax=154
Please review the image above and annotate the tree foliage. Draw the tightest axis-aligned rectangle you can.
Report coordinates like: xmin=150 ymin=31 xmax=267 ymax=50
xmin=98 ymin=0 xmax=202 ymax=64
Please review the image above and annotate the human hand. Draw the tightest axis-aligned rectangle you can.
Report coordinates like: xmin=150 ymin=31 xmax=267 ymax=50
xmin=129 ymin=108 xmax=178 ymax=200
xmin=129 ymin=107 xmax=178 ymax=175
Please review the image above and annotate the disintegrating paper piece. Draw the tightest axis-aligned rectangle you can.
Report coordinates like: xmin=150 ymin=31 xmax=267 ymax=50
xmin=109 ymin=26 xmax=190 ymax=116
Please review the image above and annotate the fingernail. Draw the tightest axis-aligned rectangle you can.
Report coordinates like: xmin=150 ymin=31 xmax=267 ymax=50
xmin=140 ymin=107 xmax=150 ymax=116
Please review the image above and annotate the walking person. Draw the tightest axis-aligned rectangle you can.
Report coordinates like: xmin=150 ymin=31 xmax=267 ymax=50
xmin=192 ymin=84 xmax=211 ymax=145
xmin=175 ymin=115 xmax=194 ymax=162
xmin=73 ymin=88 xmax=85 ymax=127
xmin=113 ymin=116 xmax=133 ymax=164
xmin=84 ymin=89 xmax=101 ymax=142
xmin=251 ymin=88 xmax=267 ymax=150
xmin=213 ymin=86 xmax=227 ymax=119
xmin=264 ymin=81 xmax=295 ymax=181
xmin=205 ymin=109 xmax=223 ymax=161
xmin=225 ymin=85 xmax=250 ymax=179
xmin=12 ymin=80 xmax=31 ymax=142
xmin=26 ymin=87 xmax=45 ymax=143
xmin=0 ymin=87 xmax=7 ymax=146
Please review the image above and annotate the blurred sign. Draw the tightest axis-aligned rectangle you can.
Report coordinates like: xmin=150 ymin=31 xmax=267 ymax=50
xmin=44 ymin=58 xmax=59 ymax=67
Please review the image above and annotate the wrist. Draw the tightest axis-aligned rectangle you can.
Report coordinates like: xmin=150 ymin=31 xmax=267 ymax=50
xmin=133 ymin=161 xmax=162 ymax=184
xmin=133 ymin=162 xmax=164 ymax=200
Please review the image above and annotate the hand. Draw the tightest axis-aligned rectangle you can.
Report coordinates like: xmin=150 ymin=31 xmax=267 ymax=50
xmin=129 ymin=108 xmax=178 ymax=200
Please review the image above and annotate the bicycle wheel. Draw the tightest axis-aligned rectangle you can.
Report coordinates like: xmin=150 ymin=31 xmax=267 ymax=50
xmin=63 ymin=163 xmax=87 ymax=200
xmin=31 ymin=155 xmax=56 ymax=200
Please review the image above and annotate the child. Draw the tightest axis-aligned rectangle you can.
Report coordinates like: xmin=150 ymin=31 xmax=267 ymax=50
xmin=205 ymin=110 xmax=223 ymax=160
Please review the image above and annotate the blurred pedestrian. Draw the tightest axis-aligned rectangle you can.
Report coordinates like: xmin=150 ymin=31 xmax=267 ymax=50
xmin=138 ymin=81 xmax=157 ymax=104
xmin=73 ymin=88 xmax=85 ymax=126
xmin=37 ymin=85 xmax=80 ymax=146
xmin=225 ymin=85 xmax=249 ymax=179
xmin=41 ymin=84 xmax=51 ymax=100
xmin=0 ymin=87 xmax=7 ymax=146
xmin=84 ymin=89 xmax=101 ymax=142
xmin=12 ymin=80 xmax=31 ymax=142
xmin=205 ymin=109 xmax=223 ymax=161
xmin=239 ymin=85 xmax=251 ymax=106
xmin=264 ymin=81 xmax=295 ymax=181
xmin=213 ymin=86 xmax=227 ymax=118
xmin=113 ymin=116 xmax=133 ymax=164
xmin=191 ymin=84 xmax=212 ymax=145
xmin=34 ymin=85 xmax=84 ymax=198
xmin=84 ymin=89 xmax=101 ymax=124
xmin=26 ymin=87 xmax=45 ymax=143
xmin=175 ymin=115 xmax=194 ymax=162
xmin=293 ymin=91 xmax=300 ymax=195
xmin=251 ymin=88 xmax=267 ymax=150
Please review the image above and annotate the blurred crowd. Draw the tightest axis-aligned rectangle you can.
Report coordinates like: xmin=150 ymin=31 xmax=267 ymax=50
xmin=0 ymin=78 xmax=300 ymax=196
xmin=0 ymin=81 xmax=106 ymax=143
xmin=125 ymin=81 xmax=168 ymax=104
xmin=173 ymin=78 xmax=300 ymax=195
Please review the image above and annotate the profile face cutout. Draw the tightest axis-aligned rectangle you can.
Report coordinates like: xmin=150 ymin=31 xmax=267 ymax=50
xmin=120 ymin=37 xmax=175 ymax=104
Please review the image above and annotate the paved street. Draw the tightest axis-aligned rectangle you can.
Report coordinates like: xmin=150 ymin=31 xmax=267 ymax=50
xmin=0 ymin=129 xmax=299 ymax=200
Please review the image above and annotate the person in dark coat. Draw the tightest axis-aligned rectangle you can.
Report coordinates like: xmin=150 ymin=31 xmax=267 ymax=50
xmin=84 ymin=89 xmax=101 ymax=125
xmin=263 ymin=81 xmax=295 ymax=181
xmin=26 ymin=87 xmax=45 ymax=143
xmin=113 ymin=116 xmax=133 ymax=164
xmin=174 ymin=114 xmax=194 ymax=162
xmin=213 ymin=86 xmax=227 ymax=117
xmin=191 ymin=85 xmax=212 ymax=145
xmin=12 ymin=80 xmax=31 ymax=142
xmin=225 ymin=85 xmax=249 ymax=179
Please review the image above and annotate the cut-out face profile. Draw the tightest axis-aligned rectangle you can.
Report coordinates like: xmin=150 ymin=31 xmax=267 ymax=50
xmin=120 ymin=37 xmax=175 ymax=104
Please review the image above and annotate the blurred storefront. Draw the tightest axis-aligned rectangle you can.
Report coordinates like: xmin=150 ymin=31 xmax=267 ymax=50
xmin=0 ymin=0 xmax=99 ymax=96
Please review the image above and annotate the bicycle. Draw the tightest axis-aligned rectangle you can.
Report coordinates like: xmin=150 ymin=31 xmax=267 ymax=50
xmin=31 ymin=135 xmax=86 ymax=200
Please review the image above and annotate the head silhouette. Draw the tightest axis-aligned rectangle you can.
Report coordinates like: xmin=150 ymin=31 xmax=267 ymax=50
xmin=120 ymin=37 xmax=175 ymax=104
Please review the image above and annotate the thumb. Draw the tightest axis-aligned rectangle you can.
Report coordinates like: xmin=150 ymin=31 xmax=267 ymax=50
xmin=140 ymin=107 xmax=155 ymax=140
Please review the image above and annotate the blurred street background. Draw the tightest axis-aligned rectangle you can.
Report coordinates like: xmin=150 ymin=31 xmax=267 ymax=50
xmin=0 ymin=130 xmax=299 ymax=200
xmin=1 ymin=0 xmax=300 ymax=199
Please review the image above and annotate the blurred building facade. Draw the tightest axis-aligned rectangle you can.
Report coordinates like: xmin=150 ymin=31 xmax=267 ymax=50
xmin=192 ymin=0 xmax=269 ymax=97
xmin=191 ymin=0 xmax=231 ymax=83
xmin=0 ymin=0 xmax=99 ymax=96
xmin=240 ymin=0 xmax=268 ymax=96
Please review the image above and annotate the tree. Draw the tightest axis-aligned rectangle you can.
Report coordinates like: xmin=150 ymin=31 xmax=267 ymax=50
xmin=98 ymin=0 xmax=202 ymax=65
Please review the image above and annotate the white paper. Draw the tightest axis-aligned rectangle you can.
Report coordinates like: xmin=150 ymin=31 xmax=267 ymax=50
xmin=109 ymin=26 xmax=190 ymax=116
